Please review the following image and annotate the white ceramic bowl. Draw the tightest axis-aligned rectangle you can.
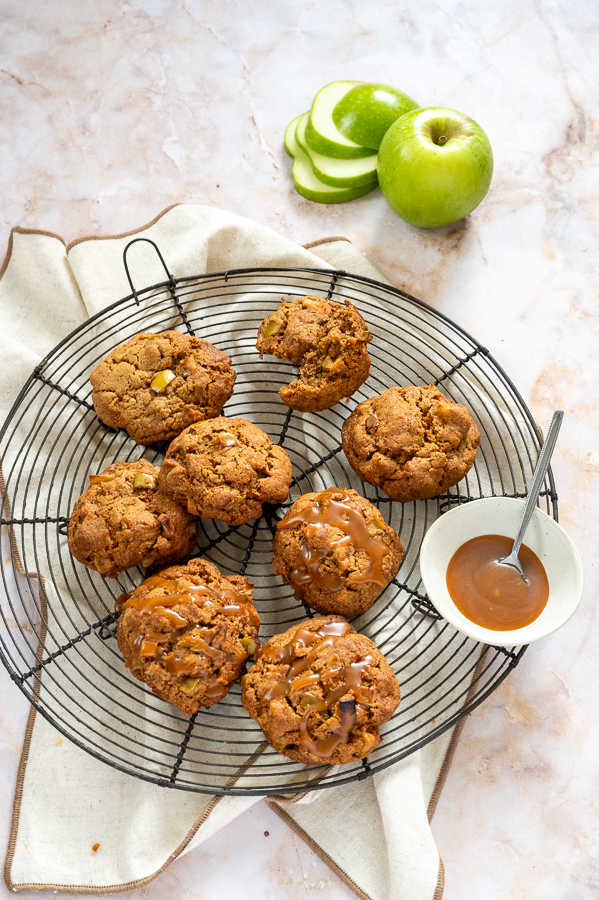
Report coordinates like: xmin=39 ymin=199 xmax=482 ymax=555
xmin=419 ymin=497 xmax=584 ymax=647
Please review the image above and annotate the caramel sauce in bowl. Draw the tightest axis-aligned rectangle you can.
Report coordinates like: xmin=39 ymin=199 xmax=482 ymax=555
xmin=419 ymin=498 xmax=583 ymax=647
xmin=446 ymin=535 xmax=549 ymax=631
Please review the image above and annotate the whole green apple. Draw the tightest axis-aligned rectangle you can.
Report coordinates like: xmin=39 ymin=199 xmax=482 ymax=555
xmin=332 ymin=82 xmax=419 ymax=150
xmin=377 ymin=107 xmax=493 ymax=228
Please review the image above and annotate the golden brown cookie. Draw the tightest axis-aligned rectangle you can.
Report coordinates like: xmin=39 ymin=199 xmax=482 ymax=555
xmin=158 ymin=417 xmax=293 ymax=527
xmin=256 ymin=296 xmax=371 ymax=411
xmin=241 ymin=616 xmax=401 ymax=766
xmin=90 ymin=330 xmax=236 ymax=445
xmin=341 ymin=385 xmax=480 ymax=502
xmin=117 ymin=558 xmax=259 ymax=714
xmin=68 ymin=460 xmax=197 ymax=579
xmin=273 ymin=488 xmax=403 ymax=617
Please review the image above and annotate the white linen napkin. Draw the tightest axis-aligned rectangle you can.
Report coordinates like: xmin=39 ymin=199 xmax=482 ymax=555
xmin=1 ymin=204 xmax=469 ymax=899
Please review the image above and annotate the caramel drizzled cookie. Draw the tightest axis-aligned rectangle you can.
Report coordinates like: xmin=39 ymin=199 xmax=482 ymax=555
xmin=117 ymin=558 xmax=259 ymax=714
xmin=241 ymin=616 xmax=401 ymax=766
xmin=256 ymin=296 xmax=371 ymax=411
xmin=90 ymin=330 xmax=236 ymax=445
xmin=158 ymin=417 xmax=293 ymax=527
xmin=273 ymin=488 xmax=403 ymax=617
xmin=68 ymin=460 xmax=197 ymax=579
xmin=342 ymin=385 xmax=481 ymax=502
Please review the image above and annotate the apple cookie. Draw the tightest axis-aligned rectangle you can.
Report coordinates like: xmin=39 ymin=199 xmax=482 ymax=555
xmin=90 ymin=330 xmax=236 ymax=445
xmin=341 ymin=385 xmax=480 ymax=502
xmin=68 ymin=460 xmax=197 ymax=579
xmin=273 ymin=488 xmax=403 ymax=617
xmin=158 ymin=417 xmax=293 ymax=527
xmin=256 ymin=296 xmax=371 ymax=411
xmin=241 ymin=615 xmax=401 ymax=766
xmin=117 ymin=558 xmax=259 ymax=714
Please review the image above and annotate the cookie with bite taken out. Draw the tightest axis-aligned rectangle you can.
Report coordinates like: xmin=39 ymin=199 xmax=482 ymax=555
xmin=256 ymin=296 xmax=371 ymax=411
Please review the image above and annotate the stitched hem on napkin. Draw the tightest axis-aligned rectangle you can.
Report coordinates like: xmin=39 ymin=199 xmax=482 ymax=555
xmin=0 ymin=225 xmax=67 ymax=280
xmin=259 ymin=802 xmax=448 ymax=900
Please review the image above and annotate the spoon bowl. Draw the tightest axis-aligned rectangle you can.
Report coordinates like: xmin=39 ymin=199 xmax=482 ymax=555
xmin=420 ymin=497 xmax=584 ymax=647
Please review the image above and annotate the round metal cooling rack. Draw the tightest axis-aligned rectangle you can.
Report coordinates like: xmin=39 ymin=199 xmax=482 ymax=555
xmin=0 ymin=240 xmax=557 ymax=796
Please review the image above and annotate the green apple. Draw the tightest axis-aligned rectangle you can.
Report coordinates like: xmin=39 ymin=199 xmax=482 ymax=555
xmin=284 ymin=114 xmax=377 ymax=204
xmin=295 ymin=113 xmax=378 ymax=188
xmin=378 ymin=107 xmax=493 ymax=228
xmin=306 ymin=81 xmax=374 ymax=159
xmin=332 ymin=83 xmax=419 ymax=150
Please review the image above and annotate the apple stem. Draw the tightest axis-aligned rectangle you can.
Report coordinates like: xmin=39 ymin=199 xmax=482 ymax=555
xmin=437 ymin=135 xmax=448 ymax=145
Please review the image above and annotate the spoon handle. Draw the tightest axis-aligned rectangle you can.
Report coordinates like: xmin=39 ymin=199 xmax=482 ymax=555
xmin=512 ymin=410 xmax=564 ymax=557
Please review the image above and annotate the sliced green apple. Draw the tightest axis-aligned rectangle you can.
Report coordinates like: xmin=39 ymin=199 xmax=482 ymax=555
xmin=295 ymin=113 xmax=378 ymax=188
xmin=332 ymin=82 xmax=419 ymax=150
xmin=284 ymin=115 xmax=299 ymax=157
xmin=284 ymin=114 xmax=377 ymax=204
xmin=306 ymin=81 xmax=375 ymax=159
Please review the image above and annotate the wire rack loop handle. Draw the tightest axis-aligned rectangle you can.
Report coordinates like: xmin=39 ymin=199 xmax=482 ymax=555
xmin=122 ymin=238 xmax=175 ymax=307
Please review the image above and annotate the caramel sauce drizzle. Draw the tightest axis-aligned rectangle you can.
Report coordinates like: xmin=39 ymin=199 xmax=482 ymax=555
xmin=120 ymin=574 xmax=257 ymax=703
xmin=277 ymin=489 xmax=391 ymax=599
xmin=257 ymin=620 xmax=374 ymax=759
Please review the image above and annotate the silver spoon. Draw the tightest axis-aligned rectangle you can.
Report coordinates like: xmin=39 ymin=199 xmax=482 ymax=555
xmin=499 ymin=410 xmax=564 ymax=579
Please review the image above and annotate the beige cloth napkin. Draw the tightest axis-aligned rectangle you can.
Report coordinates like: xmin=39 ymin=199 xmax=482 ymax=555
xmin=0 ymin=204 xmax=470 ymax=899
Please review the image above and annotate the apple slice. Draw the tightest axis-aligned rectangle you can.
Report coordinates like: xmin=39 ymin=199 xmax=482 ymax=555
xmin=332 ymin=83 xmax=419 ymax=150
xmin=284 ymin=115 xmax=377 ymax=204
xmin=295 ymin=113 xmax=378 ymax=188
xmin=306 ymin=81 xmax=375 ymax=159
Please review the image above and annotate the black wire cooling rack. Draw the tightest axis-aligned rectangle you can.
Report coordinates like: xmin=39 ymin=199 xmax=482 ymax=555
xmin=0 ymin=240 xmax=557 ymax=796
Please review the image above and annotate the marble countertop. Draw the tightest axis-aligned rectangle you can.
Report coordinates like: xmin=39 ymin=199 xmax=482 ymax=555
xmin=1 ymin=1 xmax=598 ymax=898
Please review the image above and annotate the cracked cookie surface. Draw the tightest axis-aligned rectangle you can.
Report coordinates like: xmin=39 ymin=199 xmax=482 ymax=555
xmin=241 ymin=615 xmax=401 ymax=765
xmin=158 ymin=417 xmax=293 ymax=526
xmin=117 ymin=558 xmax=259 ymax=714
xmin=341 ymin=385 xmax=481 ymax=502
xmin=273 ymin=488 xmax=404 ymax=617
xmin=68 ymin=460 xmax=197 ymax=578
xmin=90 ymin=330 xmax=236 ymax=445
xmin=256 ymin=296 xmax=371 ymax=411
